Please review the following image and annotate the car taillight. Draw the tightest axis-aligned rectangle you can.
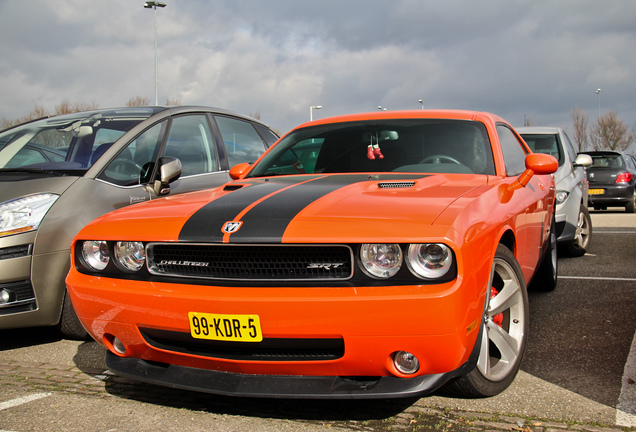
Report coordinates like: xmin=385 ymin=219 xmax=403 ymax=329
xmin=615 ymin=173 xmax=633 ymax=183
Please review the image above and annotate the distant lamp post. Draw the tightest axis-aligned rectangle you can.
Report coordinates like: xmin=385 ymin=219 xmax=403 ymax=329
xmin=378 ymin=106 xmax=387 ymax=111
xmin=144 ymin=1 xmax=167 ymax=105
xmin=418 ymin=99 xmax=423 ymax=109
xmin=309 ymin=105 xmax=322 ymax=121
xmin=595 ymin=88 xmax=601 ymax=120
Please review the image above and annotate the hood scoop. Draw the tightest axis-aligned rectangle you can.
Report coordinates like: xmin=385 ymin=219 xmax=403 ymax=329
xmin=377 ymin=181 xmax=415 ymax=189
xmin=223 ymin=184 xmax=245 ymax=191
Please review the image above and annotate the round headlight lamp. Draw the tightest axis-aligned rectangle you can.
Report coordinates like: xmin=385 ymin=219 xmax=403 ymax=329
xmin=360 ymin=243 xmax=402 ymax=279
xmin=114 ymin=241 xmax=146 ymax=272
xmin=555 ymin=190 xmax=569 ymax=205
xmin=406 ymin=243 xmax=452 ymax=279
xmin=81 ymin=241 xmax=110 ymax=271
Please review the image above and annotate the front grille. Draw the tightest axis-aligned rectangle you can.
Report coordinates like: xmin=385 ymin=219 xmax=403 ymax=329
xmin=0 ymin=244 xmax=32 ymax=261
xmin=140 ymin=328 xmax=345 ymax=361
xmin=147 ymin=244 xmax=354 ymax=281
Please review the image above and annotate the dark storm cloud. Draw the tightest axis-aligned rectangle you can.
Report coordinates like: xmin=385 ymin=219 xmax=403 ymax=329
xmin=1 ymin=0 xmax=635 ymax=140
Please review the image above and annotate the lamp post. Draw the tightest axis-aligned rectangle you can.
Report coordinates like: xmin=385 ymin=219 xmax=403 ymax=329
xmin=309 ymin=105 xmax=322 ymax=121
xmin=144 ymin=1 xmax=167 ymax=105
xmin=378 ymin=106 xmax=387 ymax=111
xmin=418 ymin=99 xmax=423 ymax=109
xmin=595 ymin=89 xmax=601 ymax=120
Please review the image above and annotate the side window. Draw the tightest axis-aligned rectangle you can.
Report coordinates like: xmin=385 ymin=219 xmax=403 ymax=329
xmin=497 ymin=125 xmax=528 ymax=176
xmin=254 ymin=124 xmax=279 ymax=146
xmin=561 ymin=131 xmax=578 ymax=164
xmin=163 ymin=115 xmax=218 ymax=177
xmin=215 ymin=116 xmax=268 ymax=168
xmin=98 ymin=122 xmax=163 ymax=187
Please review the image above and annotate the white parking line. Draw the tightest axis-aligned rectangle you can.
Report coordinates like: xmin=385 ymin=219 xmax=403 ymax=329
xmin=0 ymin=392 xmax=52 ymax=411
xmin=558 ymin=275 xmax=636 ymax=282
xmin=617 ymin=332 xmax=636 ymax=426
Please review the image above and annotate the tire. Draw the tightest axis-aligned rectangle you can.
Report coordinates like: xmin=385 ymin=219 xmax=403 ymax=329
xmin=57 ymin=290 xmax=90 ymax=340
xmin=442 ymin=245 xmax=528 ymax=398
xmin=626 ymin=190 xmax=635 ymax=213
xmin=566 ymin=206 xmax=592 ymax=257
xmin=530 ymin=218 xmax=558 ymax=291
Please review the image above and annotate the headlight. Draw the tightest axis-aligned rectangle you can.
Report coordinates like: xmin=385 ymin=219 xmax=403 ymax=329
xmin=114 ymin=241 xmax=146 ymax=272
xmin=555 ymin=190 xmax=569 ymax=205
xmin=0 ymin=193 xmax=59 ymax=236
xmin=406 ymin=243 xmax=452 ymax=279
xmin=81 ymin=241 xmax=110 ymax=271
xmin=360 ymin=243 xmax=402 ymax=279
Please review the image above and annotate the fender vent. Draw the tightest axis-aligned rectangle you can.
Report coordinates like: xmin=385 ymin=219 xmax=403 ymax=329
xmin=378 ymin=181 xmax=415 ymax=189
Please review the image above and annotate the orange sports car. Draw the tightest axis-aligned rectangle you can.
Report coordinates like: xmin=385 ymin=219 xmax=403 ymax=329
xmin=66 ymin=110 xmax=558 ymax=399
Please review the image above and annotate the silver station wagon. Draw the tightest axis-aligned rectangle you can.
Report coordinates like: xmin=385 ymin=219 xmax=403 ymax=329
xmin=0 ymin=106 xmax=278 ymax=338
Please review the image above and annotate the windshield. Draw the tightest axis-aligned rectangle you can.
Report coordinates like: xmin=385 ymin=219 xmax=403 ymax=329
xmin=519 ymin=133 xmax=563 ymax=165
xmin=0 ymin=107 xmax=162 ymax=174
xmin=247 ymin=119 xmax=495 ymax=177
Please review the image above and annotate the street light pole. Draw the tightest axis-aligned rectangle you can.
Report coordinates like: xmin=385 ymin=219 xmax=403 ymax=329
xmin=309 ymin=105 xmax=322 ymax=121
xmin=418 ymin=99 xmax=423 ymax=109
xmin=144 ymin=1 xmax=167 ymax=105
xmin=595 ymin=89 xmax=601 ymax=120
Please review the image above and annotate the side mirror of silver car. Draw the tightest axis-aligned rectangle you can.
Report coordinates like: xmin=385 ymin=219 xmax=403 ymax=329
xmin=574 ymin=153 xmax=593 ymax=167
xmin=153 ymin=156 xmax=182 ymax=196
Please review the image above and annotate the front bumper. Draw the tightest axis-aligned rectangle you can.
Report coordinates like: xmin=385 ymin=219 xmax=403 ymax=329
xmin=107 ymin=352 xmax=459 ymax=399
xmin=67 ymin=270 xmax=485 ymax=398
xmin=0 ymin=231 xmax=69 ymax=329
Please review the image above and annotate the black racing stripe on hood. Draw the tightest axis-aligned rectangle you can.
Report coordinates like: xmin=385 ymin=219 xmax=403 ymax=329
xmin=178 ymin=178 xmax=311 ymax=242
xmin=179 ymin=174 xmax=428 ymax=243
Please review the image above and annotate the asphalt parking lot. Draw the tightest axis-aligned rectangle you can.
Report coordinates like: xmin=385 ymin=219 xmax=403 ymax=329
xmin=0 ymin=209 xmax=634 ymax=432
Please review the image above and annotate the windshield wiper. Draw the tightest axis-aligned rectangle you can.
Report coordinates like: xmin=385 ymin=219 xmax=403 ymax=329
xmin=0 ymin=168 xmax=67 ymax=177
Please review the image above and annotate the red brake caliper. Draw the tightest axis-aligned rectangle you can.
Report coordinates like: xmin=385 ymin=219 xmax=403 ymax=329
xmin=490 ymin=287 xmax=504 ymax=327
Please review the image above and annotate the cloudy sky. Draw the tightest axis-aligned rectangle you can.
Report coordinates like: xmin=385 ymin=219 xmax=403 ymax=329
xmin=1 ymin=0 xmax=635 ymax=139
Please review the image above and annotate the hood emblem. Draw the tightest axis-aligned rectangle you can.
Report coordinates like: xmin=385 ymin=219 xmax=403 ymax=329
xmin=222 ymin=221 xmax=243 ymax=234
xmin=589 ymin=172 xmax=595 ymax=179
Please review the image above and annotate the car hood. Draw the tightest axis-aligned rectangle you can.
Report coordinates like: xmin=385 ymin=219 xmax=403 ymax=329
xmin=80 ymin=174 xmax=492 ymax=244
xmin=0 ymin=173 xmax=80 ymax=203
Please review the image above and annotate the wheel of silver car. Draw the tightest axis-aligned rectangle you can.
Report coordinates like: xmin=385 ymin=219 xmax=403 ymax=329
xmin=567 ymin=206 xmax=591 ymax=257
xmin=442 ymin=245 xmax=528 ymax=397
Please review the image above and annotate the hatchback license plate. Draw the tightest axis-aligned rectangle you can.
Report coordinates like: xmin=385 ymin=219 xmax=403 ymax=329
xmin=188 ymin=312 xmax=263 ymax=342
xmin=588 ymin=189 xmax=605 ymax=195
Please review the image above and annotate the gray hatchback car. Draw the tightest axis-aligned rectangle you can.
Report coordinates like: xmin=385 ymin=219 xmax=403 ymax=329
xmin=0 ymin=106 xmax=278 ymax=338
xmin=517 ymin=127 xmax=593 ymax=256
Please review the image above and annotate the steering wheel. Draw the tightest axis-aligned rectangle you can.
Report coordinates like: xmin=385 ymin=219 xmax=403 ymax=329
xmin=419 ymin=154 xmax=462 ymax=165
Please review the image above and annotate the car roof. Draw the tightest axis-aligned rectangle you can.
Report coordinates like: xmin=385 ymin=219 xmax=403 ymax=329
xmin=294 ymin=109 xmax=507 ymax=129
xmin=516 ymin=127 xmax=562 ymax=134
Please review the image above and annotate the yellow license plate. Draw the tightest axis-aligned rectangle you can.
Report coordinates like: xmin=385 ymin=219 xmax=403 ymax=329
xmin=188 ymin=312 xmax=263 ymax=342
xmin=588 ymin=189 xmax=605 ymax=195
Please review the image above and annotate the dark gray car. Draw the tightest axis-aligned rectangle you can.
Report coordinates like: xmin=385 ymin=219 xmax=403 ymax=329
xmin=581 ymin=151 xmax=636 ymax=213
xmin=0 ymin=106 xmax=278 ymax=339
xmin=517 ymin=127 xmax=593 ymax=256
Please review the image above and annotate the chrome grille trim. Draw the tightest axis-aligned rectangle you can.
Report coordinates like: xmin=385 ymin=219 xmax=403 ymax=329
xmin=147 ymin=243 xmax=354 ymax=281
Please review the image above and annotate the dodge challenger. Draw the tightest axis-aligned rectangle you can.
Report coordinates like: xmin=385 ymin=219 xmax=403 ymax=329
xmin=66 ymin=110 xmax=558 ymax=399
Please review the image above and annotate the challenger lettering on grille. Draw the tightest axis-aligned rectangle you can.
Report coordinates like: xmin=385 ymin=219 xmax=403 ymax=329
xmin=159 ymin=260 xmax=210 ymax=267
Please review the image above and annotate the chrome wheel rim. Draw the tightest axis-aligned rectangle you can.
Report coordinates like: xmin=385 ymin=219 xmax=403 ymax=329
xmin=574 ymin=211 xmax=590 ymax=249
xmin=477 ymin=257 xmax=526 ymax=381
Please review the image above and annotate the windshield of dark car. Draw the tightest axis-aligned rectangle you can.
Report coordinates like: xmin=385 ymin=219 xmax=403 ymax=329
xmin=247 ymin=119 xmax=495 ymax=177
xmin=0 ymin=108 xmax=160 ymax=174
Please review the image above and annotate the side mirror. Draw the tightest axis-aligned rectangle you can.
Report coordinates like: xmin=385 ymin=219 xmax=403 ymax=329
xmin=153 ymin=156 xmax=182 ymax=196
xmin=574 ymin=153 xmax=593 ymax=167
xmin=500 ymin=153 xmax=557 ymax=202
xmin=229 ymin=162 xmax=251 ymax=180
